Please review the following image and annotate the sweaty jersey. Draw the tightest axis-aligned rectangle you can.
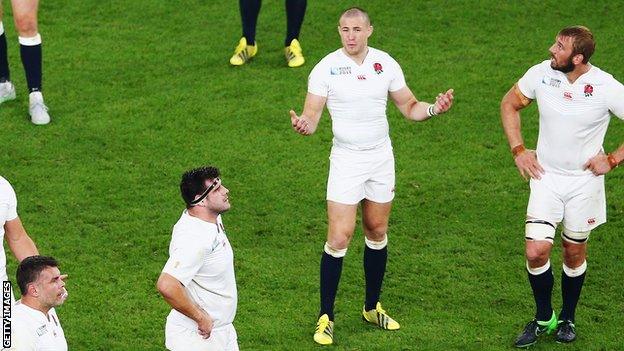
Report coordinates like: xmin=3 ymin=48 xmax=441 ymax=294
xmin=518 ymin=60 xmax=624 ymax=175
xmin=0 ymin=176 xmax=19 ymax=281
xmin=162 ymin=212 xmax=237 ymax=330
xmin=308 ymin=47 xmax=406 ymax=150
xmin=9 ymin=302 xmax=67 ymax=351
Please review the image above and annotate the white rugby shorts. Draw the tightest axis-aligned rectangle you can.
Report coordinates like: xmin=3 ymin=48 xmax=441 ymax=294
xmin=165 ymin=322 xmax=238 ymax=351
xmin=326 ymin=142 xmax=395 ymax=205
xmin=527 ymin=172 xmax=606 ymax=232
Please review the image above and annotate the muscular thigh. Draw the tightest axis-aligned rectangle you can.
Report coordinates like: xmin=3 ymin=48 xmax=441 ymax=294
xmin=362 ymin=199 xmax=392 ymax=239
xmin=326 ymin=200 xmax=358 ymax=249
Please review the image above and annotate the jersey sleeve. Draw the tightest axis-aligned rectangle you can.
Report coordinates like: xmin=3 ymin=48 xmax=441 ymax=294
xmin=388 ymin=56 xmax=407 ymax=92
xmin=606 ymin=78 xmax=624 ymax=119
xmin=0 ymin=179 xmax=18 ymax=223
xmin=308 ymin=61 xmax=329 ymax=97
xmin=517 ymin=63 xmax=544 ymax=100
xmin=162 ymin=233 xmax=206 ymax=286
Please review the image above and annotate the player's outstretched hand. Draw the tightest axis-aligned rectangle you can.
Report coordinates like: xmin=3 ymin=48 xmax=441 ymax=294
xmin=434 ymin=88 xmax=454 ymax=114
xmin=514 ymin=149 xmax=544 ymax=180
xmin=289 ymin=110 xmax=313 ymax=135
xmin=197 ymin=310 xmax=214 ymax=339
xmin=583 ymin=152 xmax=611 ymax=176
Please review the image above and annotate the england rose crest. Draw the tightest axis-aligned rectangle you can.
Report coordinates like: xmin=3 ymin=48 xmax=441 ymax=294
xmin=373 ymin=62 xmax=383 ymax=74
xmin=584 ymin=84 xmax=593 ymax=97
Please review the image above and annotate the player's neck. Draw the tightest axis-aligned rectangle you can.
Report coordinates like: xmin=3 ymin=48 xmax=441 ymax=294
xmin=20 ymin=296 xmax=53 ymax=317
xmin=566 ymin=63 xmax=591 ymax=84
xmin=342 ymin=47 xmax=369 ymax=65
xmin=187 ymin=207 xmax=218 ymax=224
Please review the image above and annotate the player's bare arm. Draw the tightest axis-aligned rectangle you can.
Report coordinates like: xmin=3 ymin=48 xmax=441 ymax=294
xmin=157 ymin=273 xmax=214 ymax=338
xmin=501 ymin=84 xmax=544 ymax=180
xmin=389 ymin=86 xmax=454 ymax=121
xmin=583 ymin=143 xmax=624 ymax=176
xmin=4 ymin=217 xmax=38 ymax=261
xmin=290 ymin=93 xmax=327 ymax=135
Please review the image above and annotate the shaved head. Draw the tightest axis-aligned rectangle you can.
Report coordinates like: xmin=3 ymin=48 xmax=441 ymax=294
xmin=339 ymin=7 xmax=371 ymax=26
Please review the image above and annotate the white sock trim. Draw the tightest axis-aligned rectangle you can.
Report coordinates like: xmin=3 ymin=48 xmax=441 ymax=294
xmin=19 ymin=34 xmax=42 ymax=46
xmin=526 ymin=260 xmax=551 ymax=275
xmin=365 ymin=235 xmax=388 ymax=250
xmin=324 ymin=242 xmax=347 ymax=258
xmin=0 ymin=22 xmax=4 ymax=36
xmin=563 ymin=261 xmax=587 ymax=277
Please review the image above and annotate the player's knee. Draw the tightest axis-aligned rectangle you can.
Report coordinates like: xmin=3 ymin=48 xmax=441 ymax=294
xmin=525 ymin=247 xmax=549 ymax=266
xmin=326 ymin=232 xmax=352 ymax=251
xmin=13 ymin=15 xmax=38 ymax=37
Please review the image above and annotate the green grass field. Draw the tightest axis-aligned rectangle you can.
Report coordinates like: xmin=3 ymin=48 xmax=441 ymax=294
xmin=2 ymin=0 xmax=624 ymax=350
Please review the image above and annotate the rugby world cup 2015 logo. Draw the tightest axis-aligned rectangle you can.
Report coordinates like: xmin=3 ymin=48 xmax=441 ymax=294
xmin=373 ymin=62 xmax=383 ymax=74
xmin=584 ymin=84 xmax=593 ymax=97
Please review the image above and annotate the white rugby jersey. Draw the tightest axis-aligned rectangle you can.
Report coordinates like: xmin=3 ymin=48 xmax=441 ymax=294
xmin=0 ymin=176 xmax=19 ymax=281
xmin=308 ymin=47 xmax=406 ymax=150
xmin=162 ymin=212 xmax=237 ymax=330
xmin=518 ymin=60 xmax=624 ymax=175
xmin=9 ymin=302 xmax=67 ymax=351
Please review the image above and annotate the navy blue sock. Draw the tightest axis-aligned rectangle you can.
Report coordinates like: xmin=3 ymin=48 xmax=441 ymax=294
xmin=285 ymin=0 xmax=306 ymax=46
xmin=319 ymin=251 xmax=343 ymax=320
xmin=364 ymin=245 xmax=387 ymax=311
xmin=239 ymin=0 xmax=261 ymax=45
xmin=560 ymin=270 xmax=585 ymax=322
xmin=20 ymin=43 xmax=42 ymax=92
xmin=528 ymin=265 xmax=554 ymax=321
xmin=0 ymin=33 xmax=9 ymax=82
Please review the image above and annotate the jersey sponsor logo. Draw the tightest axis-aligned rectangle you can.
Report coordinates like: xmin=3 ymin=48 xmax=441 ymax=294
xmin=587 ymin=217 xmax=596 ymax=225
xmin=36 ymin=324 xmax=48 ymax=336
xmin=542 ymin=76 xmax=561 ymax=88
xmin=330 ymin=66 xmax=351 ymax=75
xmin=563 ymin=91 xmax=573 ymax=100
xmin=584 ymin=84 xmax=593 ymax=97
xmin=373 ymin=62 xmax=383 ymax=74
xmin=357 ymin=75 xmax=366 ymax=80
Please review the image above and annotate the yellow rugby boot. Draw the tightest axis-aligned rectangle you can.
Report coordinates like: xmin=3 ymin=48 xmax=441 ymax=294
xmin=285 ymin=39 xmax=305 ymax=68
xmin=313 ymin=314 xmax=334 ymax=345
xmin=229 ymin=37 xmax=257 ymax=66
xmin=362 ymin=302 xmax=400 ymax=330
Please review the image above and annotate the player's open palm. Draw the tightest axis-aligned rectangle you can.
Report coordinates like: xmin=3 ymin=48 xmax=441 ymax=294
xmin=514 ymin=149 xmax=544 ymax=180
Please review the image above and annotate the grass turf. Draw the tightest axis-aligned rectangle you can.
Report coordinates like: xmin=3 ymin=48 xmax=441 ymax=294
xmin=1 ymin=0 xmax=623 ymax=349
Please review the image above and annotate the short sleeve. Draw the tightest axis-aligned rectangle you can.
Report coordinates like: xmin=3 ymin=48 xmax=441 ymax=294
xmin=162 ymin=234 xmax=206 ymax=286
xmin=606 ymin=78 xmax=624 ymax=120
xmin=388 ymin=56 xmax=406 ymax=92
xmin=0 ymin=179 xmax=18 ymax=223
xmin=308 ymin=61 xmax=329 ymax=97
xmin=517 ymin=63 xmax=544 ymax=100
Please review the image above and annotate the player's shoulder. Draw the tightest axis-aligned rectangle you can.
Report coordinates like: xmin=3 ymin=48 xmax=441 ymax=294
xmin=313 ymin=49 xmax=343 ymax=68
xmin=586 ymin=64 xmax=619 ymax=84
xmin=0 ymin=175 xmax=14 ymax=192
xmin=172 ymin=212 xmax=217 ymax=242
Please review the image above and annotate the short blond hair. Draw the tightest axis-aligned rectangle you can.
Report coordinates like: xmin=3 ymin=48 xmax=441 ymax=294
xmin=339 ymin=7 xmax=371 ymax=25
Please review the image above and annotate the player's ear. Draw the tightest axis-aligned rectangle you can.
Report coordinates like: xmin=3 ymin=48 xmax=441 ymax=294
xmin=572 ymin=53 xmax=584 ymax=65
xmin=27 ymin=283 xmax=38 ymax=297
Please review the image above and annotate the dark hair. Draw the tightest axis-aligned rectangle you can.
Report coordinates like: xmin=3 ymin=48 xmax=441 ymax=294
xmin=16 ymin=255 xmax=59 ymax=295
xmin=180 ymin=166 xmax=220 ymax=208
xmin=558 ymin=26 xmax=595 ymax=64
xmin=340 ymin=7 xmax=371 ymax=25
